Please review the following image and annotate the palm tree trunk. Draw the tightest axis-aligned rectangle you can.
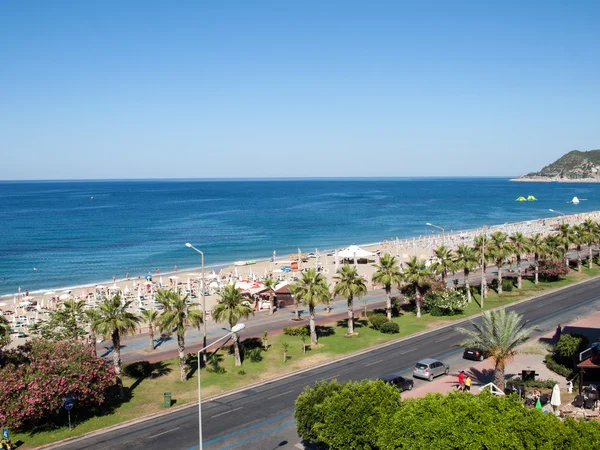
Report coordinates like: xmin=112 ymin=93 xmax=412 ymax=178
xmin=233 ymin=332 xmax=242 ymax=366
xmin=464 ymin=269 xmax=471 ymax=303
xmin=494 ymin=359 xmax=506 ymax=391
xmin=534 ymin=254 xmax=539 ymax=285
xmin=565 ymin=245 xmax=569 ymax=269
xmin=89 ymin=329 xmax=97 ymax=357
xmin=415 ymin=287 xmax=422 ymax=318
xmin=148 ymin=323 xmax=155 ymax=351
xmin=309 ymin=305 xmax=317 ymax=346
xmin=112 ymin=330 xmax=124 ymax=398
xmin=497 ymin=260 xmax=503 ymax=295
xmin=178 ymin=332 xmax=186 ymax=381
xmin=516 ymin=255 xmax=522 ymax=289
xmin=589 ymin=245 xmax=593 ymax=269
xmin=294 ymin=298 xmax=300 ymax=320
xmin=577 ymin=249 xmax=582 ymax=272
xmin=270 ymin=293 xmax=275 ymax=314
xmin=385 ymin=286 xmax=392 ymax=320
xmin=347 ymin=297 xmax=355 ymax=334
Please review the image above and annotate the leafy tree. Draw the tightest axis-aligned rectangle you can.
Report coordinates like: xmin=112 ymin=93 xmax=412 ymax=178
xmin=0 ymin=339 xmax=114 ymax=430
xmin=156 ymin=289 xmax=203 ymax=381
xmin=262 ymin=276 xmax=278 ymax=315
xmin=456 ymin=309 xmax=532 ymax=390
xmin=454 ymin=244 xmax=479 ymax=303
xmin=429 ymin=245 xmax=455 ymax=282
xmin=292 ymin=269 xmax=330 ymax=345
xmin=509 ymin=232 xmax=530 ymax=289
xmin=401 ymin=256 xmax=431 ymax=318
xmin=528 ymin=233 xmax=547 ymax=285
xmin=556 ymin=333 xmax=589 ymax=364
xmin=95 ymin=294 xmax=141 ymax=397
xmin=0 ymin=316 xmax=10 ymax=350
xmin=30 ymin=299 xmax=88 ymax=341
xmin=140 ymin=308 xmax=159 ymax=352
xmin=538 ymin=259 xmax=569 ymax=281
xmin=295 ymin=380 xmax=344 ymax=445
xmin=372 ymin=253 xmax=403 ymax=320
xmin=333 ymin=264 xmax=367 ymax=335
xmin=488 ymin=231 xmax=511 ymax=295
xmin=424 ymin=288 xmax=467 ymax=316
xmin=213 ymin=284 xmax=254 ymax=366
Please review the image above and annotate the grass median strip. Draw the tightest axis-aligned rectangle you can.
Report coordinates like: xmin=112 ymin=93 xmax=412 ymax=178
xmin=14 ymin=269 xmax=600 ymax=448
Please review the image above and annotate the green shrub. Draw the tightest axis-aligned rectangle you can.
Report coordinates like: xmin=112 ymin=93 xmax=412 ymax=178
xmin=123 ymin=360 xmax=154 ymax=378
xmin=244 ymin=347 xmax=263 ymax=363
xmin=545 ymin=354 xmax=575 ymax=378
xmin=295 ymin=380 xmax=344 ymax=445
xmin=238 ymin=369 xmax=246 ymax=375
xmin=368 ymin=313 xmax=389 ymax=330
xmin=507 ymin=378 xmax=558 ymax=389
xmin=556 ymin=333 xmax=589 ymax=362
xmin=284 ymin=325 xmax=309 ymax=336
xmin=424 ymin=289 xmax=467 ymax=315
xmin=379 ymin=322 xmax=399 ymax=334
xmin=502 ymin=278 xmax=514 ymax=291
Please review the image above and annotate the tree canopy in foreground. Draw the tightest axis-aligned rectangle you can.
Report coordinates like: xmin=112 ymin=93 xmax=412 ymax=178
xmin=295 ymin=380 xmax=600 ymax=450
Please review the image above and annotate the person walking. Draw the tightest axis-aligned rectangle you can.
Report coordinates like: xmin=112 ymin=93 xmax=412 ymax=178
xmin=465 ymin=375 xmax=472 ymax=392
xmin=458 ymin=370 xmax=465 ymax=391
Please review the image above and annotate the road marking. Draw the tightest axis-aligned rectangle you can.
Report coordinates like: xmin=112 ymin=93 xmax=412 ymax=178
xmin=321 ymin=373 xmax=340 ymax=381
xmin=398 ymin=347 xmax=417 ymax=355
xmin=267 ymin=390 xmax=294 ymax=400
xmin=212 ymin=407 xmax=243 ymax=418
xmin=149 ymin=427 xmax=179 ymax=439
xmin=434 ymin=337 xmax=448 ymax=343
xmin=365 ymin=359 xmax=383 ymax=367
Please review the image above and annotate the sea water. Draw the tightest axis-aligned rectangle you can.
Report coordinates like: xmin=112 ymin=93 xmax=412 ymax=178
xmin=0 ymin=178 xmax=598 ymax=296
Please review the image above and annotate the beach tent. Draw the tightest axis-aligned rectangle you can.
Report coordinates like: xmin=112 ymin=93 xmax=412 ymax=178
xmin=516 ymin=196 xmax=527 ymax=202
xmin=338 ymin=245 xmax=376 ymax=259
xmin=527 ymin=195 xmax=537 ymax=201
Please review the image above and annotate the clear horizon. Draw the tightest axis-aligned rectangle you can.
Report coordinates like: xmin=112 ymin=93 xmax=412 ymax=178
xmin=1 ymin=1 xmax=599 ymax=180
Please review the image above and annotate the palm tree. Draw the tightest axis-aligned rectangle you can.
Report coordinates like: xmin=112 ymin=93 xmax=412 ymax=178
xmin=156 ymin=288 xmax=203 ymax=381
xmin=140 ymin=308 xmax=159 ymax=351
xmin=455 ymin=244 xmax=479 ymax=303
xmin=291 ymin=269 xmax=330 ymax=346
xmin=372 ymin=253 xmax=403 ymax=320
xmin=83 ymin=308 xmax=101 ymax=356
xmin=95 ymin=294 xmax=141 ymax=397
xmin=572 ymin=225 xmax=585 ymax=272
xmin=213 ymin=284 xmax=254 ymax=366
xmin=528 ymin=233 xmax=546 ymax=285
xmin=430 ymin=245 xmax=455 ymax=283
xmin=544 ymin=234 xmax=565 ymax=261
xmin=333 ymin=264 xmax=367 ymax=335
xmin=262 ymin=276 xmax=278 ymax=315
xmin=62 ymin=298 xmax=86 ymax=340
xmin=401 ymin=256 xmax=431 ymax=318
xmin=488 ymin=232 xmax=511 ymax=295
xmin=580 ymin=219 xmax=598 ymax=269
xmin=508 ymin=232 xmax=530 ymax=289
xmin=456 ymin=309 xmax=532 ymax=390
xmin=474 ymin=233 xmax=491 ymax=299
xmin=558 ymin=224 xmax=574 ymax=269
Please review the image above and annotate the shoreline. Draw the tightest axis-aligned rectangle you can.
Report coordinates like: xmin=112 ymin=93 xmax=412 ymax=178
xmin=4 ymin=211 xmax=599 ymax=303
xmin=510 ymin=177 xmax=600 ymax=183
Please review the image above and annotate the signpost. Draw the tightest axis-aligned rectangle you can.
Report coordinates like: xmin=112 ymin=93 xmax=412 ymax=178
xmin=2 ymin=428 xmax=8 ymax=440
xmin=64 ymin=396 xmax=74 ymax=432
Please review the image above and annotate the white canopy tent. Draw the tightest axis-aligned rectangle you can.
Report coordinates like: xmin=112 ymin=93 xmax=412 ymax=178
xmin=338 ymin=245 xmax=376 ymax=264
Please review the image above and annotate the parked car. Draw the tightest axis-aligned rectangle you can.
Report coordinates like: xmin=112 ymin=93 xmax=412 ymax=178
xmin=413 ymin=358 xmax=450 ymax=381
xmin=463 ymin=347 xmax=489 ymax=361
xmin=379 ymin=373 xmax=414 ymax=392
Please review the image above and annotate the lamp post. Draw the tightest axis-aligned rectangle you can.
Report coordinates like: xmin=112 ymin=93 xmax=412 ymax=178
xmin=480 ymin=227 xmax=486 ymax=308
xmin=549 ymin=209 xmax=566 ymax=225
xmin=185 ymin=243 xmax=207 ymax=362
xmin=426 ymin=222 xmax=446 ymax=246
xmin=196 ymin=323 xmax=246 ymax=450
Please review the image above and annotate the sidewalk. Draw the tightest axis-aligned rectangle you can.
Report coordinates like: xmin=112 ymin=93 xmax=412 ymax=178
xmin=402 ymin=310 xmax=600 ymax=399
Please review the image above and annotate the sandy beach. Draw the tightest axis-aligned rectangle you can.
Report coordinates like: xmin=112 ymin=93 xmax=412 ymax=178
xmin=3 ymin=210 xmax=600 ymax=341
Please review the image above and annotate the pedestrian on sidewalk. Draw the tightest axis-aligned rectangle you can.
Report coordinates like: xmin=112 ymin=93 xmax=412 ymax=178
xmin=458 ymin=370 xmax=465 ymax=391
xmin=465 ymin=375 xmax=472 ymax=392
xmin=554 ymin=324 xmax=562 ymax=342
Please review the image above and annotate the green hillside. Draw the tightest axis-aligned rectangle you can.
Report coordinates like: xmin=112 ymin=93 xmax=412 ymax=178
xmin=525 ymin=149 xmax=600 ymax=179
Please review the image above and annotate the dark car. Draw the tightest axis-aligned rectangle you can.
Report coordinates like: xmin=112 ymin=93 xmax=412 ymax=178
xmin=463 ymin=348 xmax=489 ymax=361
xmin=379 ymin=373 xmax=414 ymax=392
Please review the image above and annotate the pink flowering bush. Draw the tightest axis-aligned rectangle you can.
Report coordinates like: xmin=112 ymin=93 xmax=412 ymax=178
xmin=0 ymin=339 xmax=115 ymax=430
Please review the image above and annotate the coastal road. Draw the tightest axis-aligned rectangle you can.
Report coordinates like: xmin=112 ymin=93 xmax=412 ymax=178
xmin=53 ymin=276 xmax=600 ymax=450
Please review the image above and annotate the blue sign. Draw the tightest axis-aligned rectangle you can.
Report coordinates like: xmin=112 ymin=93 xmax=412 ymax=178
xmin=2 ymin=428 xmax=8 ymax=440
xmin=64 ymin=395 xmax=74 ymax=411
xmin=65 ymin=402 xmax=74 ymax=411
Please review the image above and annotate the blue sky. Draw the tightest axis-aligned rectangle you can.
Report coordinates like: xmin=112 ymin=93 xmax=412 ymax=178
xmin=1 ymin=1 xmax=599 ymax=180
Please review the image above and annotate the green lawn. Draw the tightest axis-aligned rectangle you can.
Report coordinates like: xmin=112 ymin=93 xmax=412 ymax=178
xmin=11 ymin=268 xmax=599 ymax=448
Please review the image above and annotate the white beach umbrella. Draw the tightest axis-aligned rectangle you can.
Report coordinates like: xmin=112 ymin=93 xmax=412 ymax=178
xmin=234 ymin=267 xmax=238 ymax=278
xmin=160 ymin=276 xmax=164 ymax=286
xmin=550 ymin=384 xmax=561 ymax=412
xmin=124 ymin=285 xmax=130 ymax=294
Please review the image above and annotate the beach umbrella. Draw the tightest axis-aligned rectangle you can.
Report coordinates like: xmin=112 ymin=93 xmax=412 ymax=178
xmin=124 ymin=285 xmax=130 ymax=294
xmin=550 ymin=384 xmax=561 ymax=413
xmin=160 ymin=276 xmax=164 ymax=286
xmin=235 ymin=267 xmax=238 ymax=278
xmin=187 ymin=278 xmax=191 ymax=290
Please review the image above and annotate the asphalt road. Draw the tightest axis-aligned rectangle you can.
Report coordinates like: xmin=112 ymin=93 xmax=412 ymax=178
xmin=53 ymin=276 xmax=600 ymax=450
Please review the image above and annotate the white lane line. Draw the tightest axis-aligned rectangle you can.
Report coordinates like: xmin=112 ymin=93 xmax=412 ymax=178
xmin=365 ymin=359 xmax=383 ymax=367
xmin=398 ymin=347 xmax=417 ymax=355
xmin=434 ymin=337 xmax=448 ymax=343
xmin=321 ymin=373 xmax=340 ymax=381
xmin=149 ymin=427 xmax=180 ymax=439
xmin=267 ymin=390 xmax=294 ymax=400
xmin=212 ymin=407 xmax=243 ymax=418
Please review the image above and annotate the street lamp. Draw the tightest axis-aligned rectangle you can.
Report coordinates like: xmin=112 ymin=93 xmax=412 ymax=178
xmin=426 ymin=222 xmax=446 ymax=246
xmin=185 ymin=243 xmax=207 ymax=362
xmin=197 ymin=323 xmax=246 ymax=450
xmin=549 ymin=209 xmax=566 ymax=225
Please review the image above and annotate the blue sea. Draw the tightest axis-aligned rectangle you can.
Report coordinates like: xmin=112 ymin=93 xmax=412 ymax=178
xmin=0 ymin=178 xmax=598 ymax=296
